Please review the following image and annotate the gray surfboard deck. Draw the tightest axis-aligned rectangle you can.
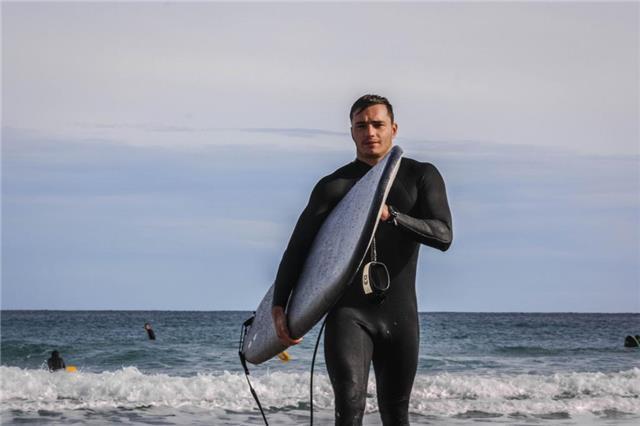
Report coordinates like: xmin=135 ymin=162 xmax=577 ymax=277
xmin=242 ymin=146 xmax=403 ymax=365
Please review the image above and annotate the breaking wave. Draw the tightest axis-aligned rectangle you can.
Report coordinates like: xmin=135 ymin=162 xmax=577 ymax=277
xmin=1 ymin=366 xmax=639 ymax=418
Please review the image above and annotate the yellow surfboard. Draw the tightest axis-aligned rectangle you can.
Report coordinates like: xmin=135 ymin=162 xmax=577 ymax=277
xmin=276 ymin=351 xmax=291 ymax=362
xmin=65 ymin=366 xmax=77 ymax=373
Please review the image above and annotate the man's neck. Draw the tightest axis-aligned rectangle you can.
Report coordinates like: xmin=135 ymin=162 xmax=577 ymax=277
xmin=355 ymin=156 xmax=374 ymax=166
xmin=356 ymin=149 xmax=392 ymax=167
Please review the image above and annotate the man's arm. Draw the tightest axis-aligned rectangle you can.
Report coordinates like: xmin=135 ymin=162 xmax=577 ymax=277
xmin=271 ymin=177 xmax=339 ymax=345
xmin=388 ymin=163 xmax=453 ymax=251
xmin=271 ymin=179 xmax=335 ymax=308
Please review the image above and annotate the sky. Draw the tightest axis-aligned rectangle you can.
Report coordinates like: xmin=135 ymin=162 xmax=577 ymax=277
xmin=2 ymin=1 xmax=638 ymax=312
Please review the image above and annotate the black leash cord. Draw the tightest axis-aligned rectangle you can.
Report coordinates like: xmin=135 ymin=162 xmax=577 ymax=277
xmin=309 ymin=316 xmax=328 ymax=426
xmin=239 ymin=316 xmax=269 ymax=425
xmin=240 ymin=313 xmax=328 ymax=426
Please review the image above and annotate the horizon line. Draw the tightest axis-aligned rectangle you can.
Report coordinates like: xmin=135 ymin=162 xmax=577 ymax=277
xmin=1 ymin=309 xmax=638 ymax=315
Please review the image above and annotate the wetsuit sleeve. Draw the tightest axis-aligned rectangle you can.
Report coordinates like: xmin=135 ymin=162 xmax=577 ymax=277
xmin=391 ymin=163 xmax=453 ymax=251
xmin=272 ymin=178 xmax=336 ymax=308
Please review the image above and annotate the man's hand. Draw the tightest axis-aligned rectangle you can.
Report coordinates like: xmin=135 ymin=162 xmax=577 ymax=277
xmin=272 ymin=306 xmax=303 ymax=346
xmin=380 ymin=204 xmax=390 ymax=222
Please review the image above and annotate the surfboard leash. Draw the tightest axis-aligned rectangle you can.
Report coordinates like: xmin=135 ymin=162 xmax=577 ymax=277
xmin=238 ymin=314 xmax=269 ymax=425
xmin=309 ymin=315 xmax=328 ymax=426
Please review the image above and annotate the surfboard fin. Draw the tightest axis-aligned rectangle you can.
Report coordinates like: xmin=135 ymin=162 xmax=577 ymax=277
xmin=277 ymin=351 xmax=291 ymax=362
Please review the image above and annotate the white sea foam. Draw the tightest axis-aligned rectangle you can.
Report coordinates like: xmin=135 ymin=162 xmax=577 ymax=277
xmin=1 ymin=366 xmax=638 ymax=418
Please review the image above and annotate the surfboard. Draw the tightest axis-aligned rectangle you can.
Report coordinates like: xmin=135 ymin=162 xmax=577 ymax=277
xmin=242 ymin=146 xmax=403 ymax=365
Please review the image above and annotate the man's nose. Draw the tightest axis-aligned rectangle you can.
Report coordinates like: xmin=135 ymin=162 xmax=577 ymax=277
xmin=366 ymin=124 xmax=376 ymax=135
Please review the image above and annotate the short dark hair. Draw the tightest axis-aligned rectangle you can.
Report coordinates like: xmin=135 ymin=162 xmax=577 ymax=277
xmin=349 ymin=94 xmax=394 ymax=123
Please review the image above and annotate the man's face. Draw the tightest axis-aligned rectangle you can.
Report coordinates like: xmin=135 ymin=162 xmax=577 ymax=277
xmin=351 ymin=104 xmax=397 ymax=164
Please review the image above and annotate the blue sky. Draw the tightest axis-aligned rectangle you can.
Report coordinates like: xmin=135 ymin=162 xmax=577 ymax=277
xmin=2 ymin=2 xmax=638 ymax=312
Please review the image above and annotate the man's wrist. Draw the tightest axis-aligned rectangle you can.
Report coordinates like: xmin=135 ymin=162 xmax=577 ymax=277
xmin=386 ymin=205 xmax=399 ymax=226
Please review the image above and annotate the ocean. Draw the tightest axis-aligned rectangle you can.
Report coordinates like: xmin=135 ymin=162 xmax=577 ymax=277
xmin=1 ymin=311 xmax=638 ymax=425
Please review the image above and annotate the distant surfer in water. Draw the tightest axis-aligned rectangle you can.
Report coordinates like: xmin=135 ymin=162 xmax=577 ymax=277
xmin=271 ymin=94 xmax=453 ymax=425
xmin=47 ymin=350 xmax=66 ymax=372
xmin=144 ymin=322 xmax=156 ymax=340
xmin=624 ymin=335 xmax=640 ymax=347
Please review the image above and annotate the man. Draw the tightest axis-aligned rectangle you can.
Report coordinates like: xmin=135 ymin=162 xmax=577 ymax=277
xmin=272 ymin=94 xmax=453 ymax=425
xmin=47 ymin=350 xmax=66 ymax=372
xmin=144 ymin=322 xmax=156 ymax=340
xmin=624 ymin=335 xmax=639 ymax=348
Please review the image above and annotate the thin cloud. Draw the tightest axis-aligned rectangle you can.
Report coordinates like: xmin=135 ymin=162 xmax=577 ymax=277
xmin=74 ymin=122 xmax=348 ymax=138
xmin=238 ymin=128 xmax=347 ymax=139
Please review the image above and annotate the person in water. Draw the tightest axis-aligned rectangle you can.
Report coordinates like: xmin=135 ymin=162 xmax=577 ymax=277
xmin=47 ymin=350 xmax=66 ymax=372
xmin=271 ymin=94 xmax=453 ymax=425
xmin=144 ymin=322 xmax=156 ymax=340
xmin=624 ymin=335 xmax=640 ymax=347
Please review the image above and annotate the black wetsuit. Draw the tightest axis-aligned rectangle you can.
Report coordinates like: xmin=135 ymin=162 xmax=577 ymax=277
xmin=47 ymin=354 xmax=66 ymax=372
xmin=146 ymin=328 xmax=156 ymax=340
xmin=273 ymin=156 xmax=452 ymax=425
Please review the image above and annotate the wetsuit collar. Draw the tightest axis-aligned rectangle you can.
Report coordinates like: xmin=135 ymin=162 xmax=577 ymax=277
xmin=353 ymin=158 xmax=373 ymax=170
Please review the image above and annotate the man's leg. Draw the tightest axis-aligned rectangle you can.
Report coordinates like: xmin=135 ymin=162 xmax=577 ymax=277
xmin=372 ymin=329 xmax=419 ymax=426
xmin=325 ymin=309 xmax=374 ymax=426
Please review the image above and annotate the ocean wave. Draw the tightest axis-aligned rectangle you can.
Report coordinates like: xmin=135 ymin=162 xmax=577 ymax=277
xmin=1 ymin=366 xmax=638 ymax=418
xmin=493 ymin=345 xmax=633 ymax=356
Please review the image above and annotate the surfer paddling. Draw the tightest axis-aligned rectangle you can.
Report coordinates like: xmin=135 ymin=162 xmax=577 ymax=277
xmin=47 ymin=350 xmax=66 ymax=372
xmin=271 ymin=94 xmax=453 ymax=425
